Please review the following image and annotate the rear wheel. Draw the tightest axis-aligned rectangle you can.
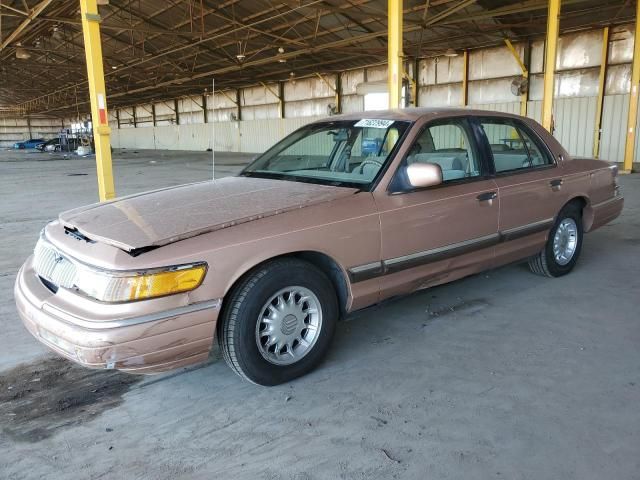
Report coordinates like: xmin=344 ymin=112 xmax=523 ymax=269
xmin=218 ymin=258 xmax=338 ymax=385
xmin=529 ymin=203 xmax=583 ymax=277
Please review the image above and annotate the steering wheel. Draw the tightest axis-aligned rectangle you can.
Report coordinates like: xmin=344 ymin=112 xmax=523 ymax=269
xmin=357 ymin=158 xmax=384 ymax=174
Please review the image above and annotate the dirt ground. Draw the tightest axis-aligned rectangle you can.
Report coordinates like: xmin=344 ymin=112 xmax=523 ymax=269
xmin=1 ymin=148 xmax=639 ymax=479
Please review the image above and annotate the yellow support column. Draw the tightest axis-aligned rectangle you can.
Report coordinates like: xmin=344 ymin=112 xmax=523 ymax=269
xmin=593 ymin=27 xmax=609 ymax=159
xmin=388 ymin=0 xmax=403 ymax=109
xmin=80 ymin=0 xmax=115 ymax=201
xmin=542 ymin=0 xmax=560 ymax=132
xmin=623 ymin=0 xmax=640 ymax=173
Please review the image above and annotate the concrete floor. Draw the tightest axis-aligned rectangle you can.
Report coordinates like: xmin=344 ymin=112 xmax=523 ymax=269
xmin=1 ymin=148 xmax=638 ymax=480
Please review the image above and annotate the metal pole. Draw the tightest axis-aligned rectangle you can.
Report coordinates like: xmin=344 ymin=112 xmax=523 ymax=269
xmin=79 ymin=0 xmax=115 ymax=201
xmin=387 ymin=0 xmax=403 ymax=109
xmin=593 ymin=26 xmax=609 ymax=159
xmin=462 ymin=50 xmax=469 ymax=107
xmin=174 ymin=98 xmax=180 ymax=125
xmin=542 ymin=0 xmax=560 ymax=132
xmin=336 ymin=73 xmax=342 ymax=113
xmin=278 ymin=81 xmax=285 ymax=119
xmin=202 ymin=94 xmax=208 ymax=123
xmin=623 ymin=0 xmax=640 ymax=172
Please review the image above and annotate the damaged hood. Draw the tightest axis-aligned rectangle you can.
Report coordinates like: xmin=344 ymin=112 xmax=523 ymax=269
xmin=59 ymin=177 xmax=358 ymax=252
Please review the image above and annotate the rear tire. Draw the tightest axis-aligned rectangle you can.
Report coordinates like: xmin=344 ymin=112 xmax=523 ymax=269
xmin=218 ymin=258 xmax=338 ymax=386
xmin=529 ymin=203 xmax=583 ymax=277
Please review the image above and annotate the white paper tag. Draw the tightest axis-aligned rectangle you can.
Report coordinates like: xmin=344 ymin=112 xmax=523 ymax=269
xmin=354 ymin=119 xmax=395 ymax=129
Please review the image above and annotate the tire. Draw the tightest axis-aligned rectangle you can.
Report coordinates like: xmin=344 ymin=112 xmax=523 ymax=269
xmin=218 ymin=258 xmax=338 ymax=386
xmin=529 ymin=202 xmax=583 ymax=277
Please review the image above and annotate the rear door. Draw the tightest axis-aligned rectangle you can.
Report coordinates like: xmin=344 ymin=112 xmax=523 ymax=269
xmin=475 ymin=117 xmax=566 ymax=262
xmin=373 ymin=116 xmax=500 ymax=300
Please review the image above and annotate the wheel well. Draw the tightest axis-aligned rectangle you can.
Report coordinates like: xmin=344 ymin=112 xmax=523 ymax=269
xmin=565 ymin=196 xmax=592 ymax=231
xmin=219 ymin=252 xmax=350 ymax=326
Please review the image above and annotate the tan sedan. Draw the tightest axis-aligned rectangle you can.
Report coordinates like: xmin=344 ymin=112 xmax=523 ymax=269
xmin=15 ymin=108 xmax=623 ymax=385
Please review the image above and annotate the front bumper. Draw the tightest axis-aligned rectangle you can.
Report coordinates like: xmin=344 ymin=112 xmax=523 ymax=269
xmin=14 ymin=257 xmax=221 ymax=373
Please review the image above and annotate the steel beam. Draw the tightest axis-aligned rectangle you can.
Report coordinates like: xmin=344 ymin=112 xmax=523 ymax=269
xmin=0 ymin=0 xmax=52 ymax=51
xmin=278 ymin=82 xmax=285 ymax=119
xmin=462 ymin=50 xmax=469 ymax=107
xmin=80 ymin=0 xmax=115 ymax=201
xmin=542 ymin=0 xmax=560 ymax=132
xmin=593 ymin=27 xmax=609 ymax=159
xmin=623 ymin=1 xmax=640 ymax=173
xmin=260 ymin=81 xmax=283 ymax=119
xmin=202 ymin=95 xmax=208 ymax=123
xmin=236 ymin=89 xmax=242 ymax=121
xmin=315 ymin=73 xmax=340 ymax=114
xmin=336 ymin=73 xmax=343 ymax=113
xmin=504 ymin=39 xmax=529 ymax=117
xmin=388 ymin=0 xmax=403 ymax=108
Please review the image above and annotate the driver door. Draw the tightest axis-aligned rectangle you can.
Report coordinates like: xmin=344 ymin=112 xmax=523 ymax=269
xmin=373 ymin=116 xmax=499 ymax=300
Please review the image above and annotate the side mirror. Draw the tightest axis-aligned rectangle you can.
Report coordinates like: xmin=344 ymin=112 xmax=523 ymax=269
xmin=406 ymin=162 xmax=442 ymax=188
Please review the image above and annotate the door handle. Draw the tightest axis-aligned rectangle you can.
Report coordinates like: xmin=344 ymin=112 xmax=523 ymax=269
xmin=476 ymin=191 xmax=497 ymax=201
xmin=549 ymin=179 xmax=563 ymax=189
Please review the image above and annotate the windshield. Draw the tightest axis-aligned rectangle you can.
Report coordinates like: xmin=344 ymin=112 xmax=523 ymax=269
xmin=241 ymin=119 xmax=411 ymax=188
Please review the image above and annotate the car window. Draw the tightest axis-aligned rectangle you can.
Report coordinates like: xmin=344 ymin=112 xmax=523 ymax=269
xmin=480 ymin=119 xmax=551 ymax=173
xmin=243 ymin=120 xmax=410 ymax=188
xmin=406 ymin=119 xmax=480 ymax=182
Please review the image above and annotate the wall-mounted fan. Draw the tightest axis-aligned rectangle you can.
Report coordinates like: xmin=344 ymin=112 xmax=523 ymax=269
xmin=511 ymin=76 xmax=529 ymax=96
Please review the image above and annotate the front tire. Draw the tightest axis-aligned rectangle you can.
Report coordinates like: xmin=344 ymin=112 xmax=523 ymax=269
xmin=529 ymin=203 xmax=583 ymax=277
xmin=218 ymin=258 xmax=338 ymax=386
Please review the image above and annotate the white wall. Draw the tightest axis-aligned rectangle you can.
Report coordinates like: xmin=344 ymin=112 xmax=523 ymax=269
xmin=111 ymin=116 xmax=324 ymax=153
xmin=0 ymin=116 xmax=63 ymax=148
xmin=108 ymin=24 xmax=638 ymax=163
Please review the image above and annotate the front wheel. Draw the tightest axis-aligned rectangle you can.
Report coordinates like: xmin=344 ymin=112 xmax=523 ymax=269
xmin=529 ymin=203 xmax=583 ymax=277
xmin=218 ymin=258 xmax=338 ymax=385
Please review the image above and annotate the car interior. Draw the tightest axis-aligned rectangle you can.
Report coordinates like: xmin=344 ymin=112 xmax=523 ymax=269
xmin=405 ymin=123 xmax=480 ymax=182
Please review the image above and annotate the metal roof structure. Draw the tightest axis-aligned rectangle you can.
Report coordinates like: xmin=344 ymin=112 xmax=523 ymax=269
xmin=0 ymin=0 xmax=635 ymax=116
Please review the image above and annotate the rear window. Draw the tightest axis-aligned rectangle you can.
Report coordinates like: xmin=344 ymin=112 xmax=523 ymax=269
xmin=479 ymin=119 xmax=552 ymax=173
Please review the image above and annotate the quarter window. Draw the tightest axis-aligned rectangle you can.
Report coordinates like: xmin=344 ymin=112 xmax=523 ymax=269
xmin=480 ymin=119 xmax=551 ymax=173
xmin=406 ymin=119 xmax=481 ymax=182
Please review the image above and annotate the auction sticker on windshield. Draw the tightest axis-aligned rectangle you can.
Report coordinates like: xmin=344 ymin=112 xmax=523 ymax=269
xmin=354 ymin=119 xmax=395 ymax=129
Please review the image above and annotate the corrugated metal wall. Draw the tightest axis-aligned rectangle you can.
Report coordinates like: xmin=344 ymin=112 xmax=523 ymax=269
xmin=109 ymin=24 xmax=638 ymax=163
xmin=0 ymin=116 xmax=63 ymax=148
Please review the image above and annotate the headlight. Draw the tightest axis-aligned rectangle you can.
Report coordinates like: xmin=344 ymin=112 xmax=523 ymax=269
xmin=75 ymin=263 xmax=207 ymax=302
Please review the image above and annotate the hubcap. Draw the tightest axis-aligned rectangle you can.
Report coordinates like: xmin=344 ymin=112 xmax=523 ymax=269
xmin=255 ymin=286 xmax=322 ymax=366
xmin=553 ymin=218 xmax=578 ymax=266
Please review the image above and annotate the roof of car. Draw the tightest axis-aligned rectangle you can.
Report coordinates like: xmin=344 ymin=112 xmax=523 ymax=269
xmin=313 ymin=107 xmax=524 ymax=123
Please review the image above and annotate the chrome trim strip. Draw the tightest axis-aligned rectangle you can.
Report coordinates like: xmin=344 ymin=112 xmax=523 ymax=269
xmin=384 ymin=233 xmax=500 ymax=274
xmin=500 ymin=218 xmax=554 ymax=242
xmin=42 ymin=299 xmax=222 ymax=330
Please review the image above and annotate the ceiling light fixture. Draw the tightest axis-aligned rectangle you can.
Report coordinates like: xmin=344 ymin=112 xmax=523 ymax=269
xmin=444 ymin=48 xmax=459 ymax=57
xmin=15 ymin=44 xmax=31 ymax=60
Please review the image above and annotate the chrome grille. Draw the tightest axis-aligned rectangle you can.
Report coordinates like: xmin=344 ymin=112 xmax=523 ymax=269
xmin=33 ymin=239 xmax=77 ymax=289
